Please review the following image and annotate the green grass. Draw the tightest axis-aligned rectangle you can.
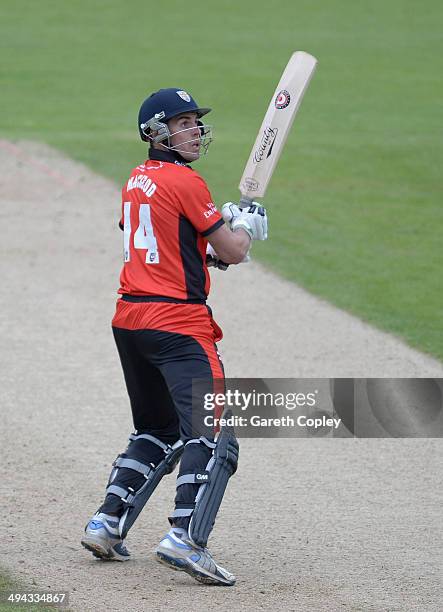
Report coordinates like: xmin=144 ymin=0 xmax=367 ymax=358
xmin=1 ymin=0 xmax=442 ymax=359
xmin=0 ymin=570 xmax=68 ymax=611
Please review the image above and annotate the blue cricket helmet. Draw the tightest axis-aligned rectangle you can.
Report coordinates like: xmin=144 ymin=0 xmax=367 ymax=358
xmin=138 ymin=88 xmax=211 ymax=142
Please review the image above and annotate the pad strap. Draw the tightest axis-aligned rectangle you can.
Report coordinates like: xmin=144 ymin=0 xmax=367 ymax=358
xmin=185 ymin=437 xmax=216 ymax=449
xmin=170 ymin=508 xmax=194 ymax=518
xmin=106 ymin=484 xmax=136 ymax=504
xmin=113 ymin=456 xmax=154 ymax=477
xmin=129 ymin=433 xmax=170 ymax=451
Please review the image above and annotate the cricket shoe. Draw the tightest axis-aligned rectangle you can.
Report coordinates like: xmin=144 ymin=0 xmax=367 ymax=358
xmin=81 ymin=512 xmax=130 ymax=561
xmin=155 ymin=529 xmax=235 ymax=586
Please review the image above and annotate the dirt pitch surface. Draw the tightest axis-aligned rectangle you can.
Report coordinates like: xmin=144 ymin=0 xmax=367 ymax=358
xmin=1 ymin=141 xmax=442 ymax=612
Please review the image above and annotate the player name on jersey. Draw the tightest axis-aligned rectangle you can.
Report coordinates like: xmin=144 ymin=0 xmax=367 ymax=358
xmin=127 ymin=174 xmax=157 ymax=197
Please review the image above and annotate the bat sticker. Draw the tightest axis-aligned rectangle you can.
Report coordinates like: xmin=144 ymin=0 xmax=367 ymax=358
xmin=275 ymin=90 xmax=291 ymax=109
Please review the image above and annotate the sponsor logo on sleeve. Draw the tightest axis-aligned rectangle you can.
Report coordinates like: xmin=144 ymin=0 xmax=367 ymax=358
xmin=204 ymin=202 xmax=217 ymax=218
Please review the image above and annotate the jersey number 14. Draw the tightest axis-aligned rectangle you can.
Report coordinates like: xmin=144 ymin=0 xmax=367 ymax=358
xmin=123 ymin=202 xmax=159 ymax=264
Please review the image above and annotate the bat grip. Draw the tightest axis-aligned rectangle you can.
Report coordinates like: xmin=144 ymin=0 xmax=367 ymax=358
xmin=239 ymin=195 xmax=253 ymax=209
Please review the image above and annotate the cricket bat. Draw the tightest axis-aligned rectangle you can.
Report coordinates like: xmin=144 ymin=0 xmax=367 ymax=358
xmin=239 ymin=51 xmax=317 ymax=207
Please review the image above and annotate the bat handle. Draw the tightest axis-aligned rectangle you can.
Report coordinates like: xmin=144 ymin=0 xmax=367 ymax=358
xmin=239 ymin=195 xmax=254 ymax=209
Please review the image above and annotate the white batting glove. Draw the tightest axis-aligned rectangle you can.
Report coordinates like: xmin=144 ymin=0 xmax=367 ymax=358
xmin=221 ymin=202 xmax=242 ymax=226
xmin=206 ymin=243 xmax=250 ymax=268
xmin=206 ymin=244 xmax=229 ymax=270
xmin=231 ymin=203 xmax=268 ymax=240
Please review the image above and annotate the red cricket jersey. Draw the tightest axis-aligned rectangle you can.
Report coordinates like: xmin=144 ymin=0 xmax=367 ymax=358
xmin=118 ymin=159 xmax=224 ymax=301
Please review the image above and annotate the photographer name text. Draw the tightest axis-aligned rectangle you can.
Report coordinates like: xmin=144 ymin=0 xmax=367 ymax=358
xmin=204 ymin=414 xmax=341 ymax=430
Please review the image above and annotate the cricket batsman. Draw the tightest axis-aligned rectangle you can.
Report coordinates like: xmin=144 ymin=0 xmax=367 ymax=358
xmin=81 ymin=88 xmax=268 ymax=586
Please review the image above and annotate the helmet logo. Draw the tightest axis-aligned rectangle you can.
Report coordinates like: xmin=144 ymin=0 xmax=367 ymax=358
xmin=176 ymin=90 xmax=191 ymax=102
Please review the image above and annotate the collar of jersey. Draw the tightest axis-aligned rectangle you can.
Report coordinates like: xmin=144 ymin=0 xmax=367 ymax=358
xmin=148 ymin=148 xmax=191 ymax=168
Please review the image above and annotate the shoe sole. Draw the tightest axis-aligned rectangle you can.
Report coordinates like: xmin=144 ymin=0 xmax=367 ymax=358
xmin=81 ymin=537 xmax=129 ymax=562
xmin=155 ymin=551 xmax=234 ymax=586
